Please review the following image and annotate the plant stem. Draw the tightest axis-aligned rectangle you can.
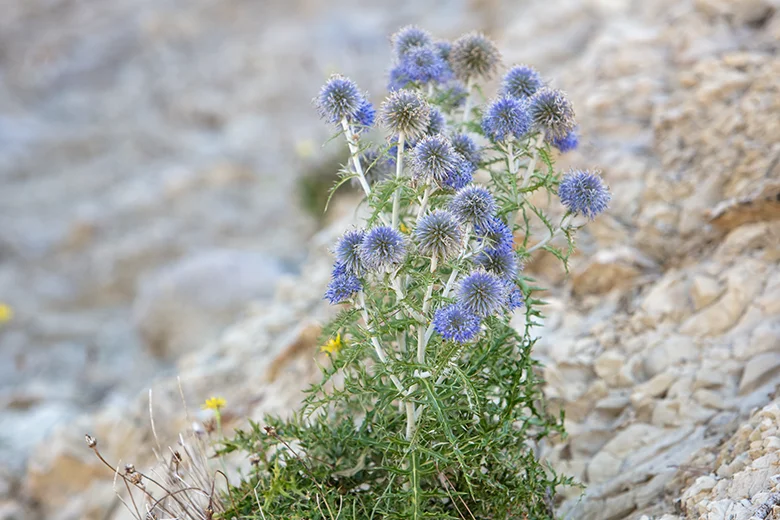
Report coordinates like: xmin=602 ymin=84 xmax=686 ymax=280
xmin=462 ymin=77 xmax=474 ymax=123
xmin=521 ymin=134 xmax=544 ymax=189
xmin=416 ymin=184 xmax=431 ymax=223
xmin=526 ymin=213 xmax=573 ymax=253
xmin=416 ymin=256 xmax=438 ymax=364
xmin=358 ymin=291 xmax=405 ymax=394
xmin=341 ymin=118 xmax=389 ymax=226
xmin=392 ymin=132 xmax=406 ymax=229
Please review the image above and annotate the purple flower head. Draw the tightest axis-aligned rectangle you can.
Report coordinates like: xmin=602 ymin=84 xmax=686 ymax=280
xmin=529 ymin=87 xmax=576 ymax=141
xmin=475 ymin=247 xmax=518 ymax=280
xmin=450 ymin=132 xmax=481 ymax=170
xmin=501 ymin=65 xmax=543 ymax=99
xmin=359 ymin=226 xmax=407 ymax=271
xmin=392 ymin=25 xmax=433 ymax=59
xmin=353 ymin=97 xmax=376 ymax=131
xmin=457 ymin=269 xmax=508 ymax=317
xmin=414 ymin=210 xmax=463 ymax=260
xmin=475 ymin=216 xmax=513 ymax=252
xmin=388 ymin=64 xmax=412 ymax=91
xmin=433 ymin=303 xmax=481 ymax=343
xmin=482 ymin=96 xmax=531 ymax=142
xmin=316 ymin=74 xmax=363 ymax=124
xmin=442 ymin=158 xmax=473 ymax=190
xmin=506 ymin=283 xmax=525 ymax=311
xmin=411 ymin=134 xmax=460 ymax=186
xmin=450 ymin=32 xmax=501 ymax=81
xmin=449 ymin=185 xmax=497 ymax=229
xmin=558 ymin=169 xmax=611 ymax=220
xmin=381 ymin=89 xmax=431 ymax=140
xmin=325 ymin=271 xmax=362 ymax=305
xmin=552 ymin=128 xmax=579 ymax=153
xmin=400 ymin=45 xmax=451 ymax=85
xmin=334 ymin=229 xmax=365 ymax=275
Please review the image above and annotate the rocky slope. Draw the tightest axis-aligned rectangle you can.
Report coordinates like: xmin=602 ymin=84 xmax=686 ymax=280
xmin=3 ymin=0 xmax=780 ymax=518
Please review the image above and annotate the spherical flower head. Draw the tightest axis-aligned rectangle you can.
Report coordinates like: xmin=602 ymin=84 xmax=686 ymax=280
xmin=529 ymin=87 xmax=576 ymax=141
xmin=450 ymin=32 xmax=501 ymax=81
xmin=401 ymin=45 xmax=451 ymax=84
xmin=433 ymin=303 xmax=481 ymax=343
xmin=450 ymin=132 xmax=481 ymax=170
xmin=449 ymin=185 xmax=497 ymax=229
xmin=442 ymin=158 xmax=473 ymax=190
xmin=388 ymin=64 xmax=412 ymax=91
xmin=500 ymin=65 xmax=543 ymax=99
xmin=475 ymin=247 xmax=518 ymax=280
xmin=381 ymin=89 xmax=431 ymax=140
xmin=475 ymin=216 xmax=513 ymax=252
xmin=392 ymin=25 xmax=433 ymax=59
xmin=411 ymin=134 xmax=459 ymax=186
xmin=552 ymin=128 xmax=579 ymax=153
xmin=334 ymin=229 xmax=365 ymax=275
xmin=457 ymin=269 xmax=507 ymax=317
xmin=316 ymin=74 xmax=362 ymax=124
xmin=353 ymin=97 xmax=376 ymax=131
xmin=325 ymin=271 xmax=362 ymax=304
xmin=482 ymin=96 xmax=531 ymax=143
xmin=414 ymin=210 xmax=463 ymax=261
xmin=426 ymin=107 xmax=446 ymax=136
xmin=558 ymin=169 xmax=611 ymax=220
xmin=359 ymin=226 xmax=407 ymax=271
xmin=506 ymin=283 xmax=525 ymax=311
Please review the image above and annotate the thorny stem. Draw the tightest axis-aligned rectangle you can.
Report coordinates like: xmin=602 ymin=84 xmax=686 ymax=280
xmin=521 ymin=134 xmax=545 ymax=189
xmin=416 ymin=184 xmax=432 ymax=223
xmin=416 ymin=256 xmax=438 ymax=364
xmin=341 ymin=118 xmax=389 ymax=226
xmin=358 ymin=291 xmax=405 ymax=394
xmin=392 ymin=132 xmax=406 ymax=229
xmin=526 ymin=213 xmax=573 ymax=253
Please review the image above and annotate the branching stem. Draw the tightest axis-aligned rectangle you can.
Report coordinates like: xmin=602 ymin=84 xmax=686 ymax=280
xmin=392 ymin=132 xmax=406 ymax=229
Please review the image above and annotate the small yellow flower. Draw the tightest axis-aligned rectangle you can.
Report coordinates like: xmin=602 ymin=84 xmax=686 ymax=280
xmin=202 ymin=397 xmax=226 ymax=411
xmin=399 ymin=222 xmax=410 ymax=234
xmin=0 ymin=303 xmax=13 ymax=324
xmin=321 ymin=333 xmax=343 ymax=355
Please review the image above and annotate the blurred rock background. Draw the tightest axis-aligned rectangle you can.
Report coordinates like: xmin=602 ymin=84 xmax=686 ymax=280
xmin=1 ymin=0 xmax=779 ymax=518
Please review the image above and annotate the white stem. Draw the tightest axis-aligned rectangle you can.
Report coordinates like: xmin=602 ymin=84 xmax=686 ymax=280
xmin=526 ymin=214 xmax=573 ymax=253
xmin=391 ymin=132 xmax=406 ymax=229
xmin=405 ymin=401 xmax=416 ymax=440
xmin=416 ymin=185 xmax=431 ymax=223
xmin=416 ymin=256 xmax=438 ymax=364
xmin=341 ymin=118 xmax=371 ymax=197
xmin=427 ymin=83 xmax=434 ymax=98
xmin=358 ymin=292 xmax=405 ymax=394
xmin=462 ymin=77 xmax=474 ymax=123
xmin=521 ymin=134 xmax=544 ymax=189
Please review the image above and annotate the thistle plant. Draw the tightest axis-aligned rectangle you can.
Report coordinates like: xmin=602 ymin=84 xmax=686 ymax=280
xmin=221 ymin=26 xmax=609 ymax=520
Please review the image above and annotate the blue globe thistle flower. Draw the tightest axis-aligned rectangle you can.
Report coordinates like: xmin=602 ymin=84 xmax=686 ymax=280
xmin=381 ymin=89 xmax=431 ymax=140
xmin=388 ymin=64 xmax=412 ymax=91
xmin=457 ymin=269 xmax=507 ymax=317
xmin=475 ymin=247 xmax=518 ymax=280
xmin=552 ymin=128 xmax=579 ymax=153
xmin=482 ymin=96 xmax=532 ymax=142
xmin=401 ymin=45 xmax=451 ymax=85
xmin=449 ymin=185 xmax=497 ymax=229
xmin=450 ymin=132 xmax=481 ymax=170
xmin=315 ymin=74 xmax=363 ymax=124
xmin=426 ymin=107 xmax=446 ymax=136
xmin=433 ymin=303 xmax=481 ymax=343
xmin=392 ymin=25 xmax=433 ymax=58
xmin=353 ymin=97 xmax=376 ymax=131
xmin=506 ymin=283 xmax=525 ymax=311
xmin=442 ymin=158 xmax=473 ymax=190
xmin=450 ymin=32 xmax=501 ymax=81
xmin=334 ymin=229 xmax=365 ymax=275
xmin=325 ymin=271 xmax=362 ymax=305
xmin=359 ymin=226 xmax=407 ymax=271
xmin=500 ymin=65 xmax=543 ymax=99
xmin=475 ymin=216 xmax=513 ymax=252
xmin=558 ymin=169 xmax=611 ymax=220
xmin=414 ymin=210 xmax=463 ymax=260
xmin=529 ymin=87 xmax=576 ymax=141
xmin=411 ymin=134 xmax=460 ymax=186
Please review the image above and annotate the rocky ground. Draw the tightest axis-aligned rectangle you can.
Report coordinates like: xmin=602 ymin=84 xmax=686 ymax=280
xmin=2 ymin=0 xmax=779 ymax=518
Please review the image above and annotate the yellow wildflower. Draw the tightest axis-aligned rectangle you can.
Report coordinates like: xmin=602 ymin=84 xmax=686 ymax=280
xmin=321 ymin=333 xmax=343 ymax=355
xmin=0 ymin=303 xmax=12 ymax=324
xmin=399 ymin=222 xmax=410 ymax=234
xmin=202 ymin=397 xmax=226 ymax=411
